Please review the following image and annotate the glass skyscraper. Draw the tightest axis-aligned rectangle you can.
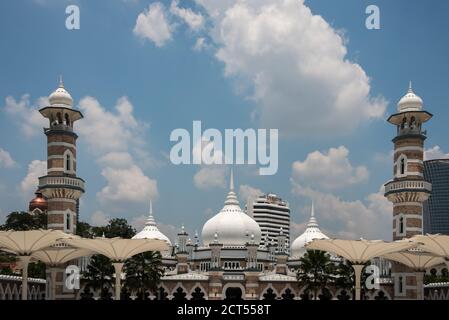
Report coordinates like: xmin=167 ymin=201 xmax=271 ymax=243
xmin=423 ymin=159 xmax=449 ymax=235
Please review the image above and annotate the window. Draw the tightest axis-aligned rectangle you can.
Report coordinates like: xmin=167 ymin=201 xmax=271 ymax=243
xmin=66 ymin=212 xmax=71 ymax=231
xmin=398 ymin=276 xmax=403 ymax=293
xmin=400 ymin=158 xmax=405 ymax=175
xmin=66 ymin=153 xmax=71 ymax=171
xmin=397 ymin=155 xmax=407 ymax=177
xmin=399 ymin=216 xmax=404 ymax=234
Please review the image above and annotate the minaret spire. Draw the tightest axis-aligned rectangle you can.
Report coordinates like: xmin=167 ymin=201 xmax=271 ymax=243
xmin=224 ymin=168 xmax=239 ymax=206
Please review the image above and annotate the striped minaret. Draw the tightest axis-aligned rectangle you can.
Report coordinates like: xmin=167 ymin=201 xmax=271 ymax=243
xmin=38 ymin=78 xmax=85 ymax=299
xmin=384 ymin=82 xmax=432 ymax=300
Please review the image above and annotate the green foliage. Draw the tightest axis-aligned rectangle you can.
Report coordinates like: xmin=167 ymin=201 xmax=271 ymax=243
xmin=92 ymin=218 xmax=136 ymax=239
xmin=28 ymin=261 xmax=46 ymax=279
xmin=424 ymin=267 xmax=449 ymax=284
xmin=83 ymin=254 xmax=114 ymax=299
xmin=297 ymin=250 xmax=335 ymax=300
xmin=124 ymin=251 xmax=164 ymax=300
xmin=76 ymin=220 xmax=94 ymax=238
xmin=0 ymin=211 xmax=47 ymax=231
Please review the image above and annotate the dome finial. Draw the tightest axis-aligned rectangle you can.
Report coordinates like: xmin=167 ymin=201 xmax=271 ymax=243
xmin=408 ymin=80 xmax=413 ymax=93
xmin=230 ymin=167 xmax=234 ymax=191
xmin=59 ymin=75 xmax=64 ymax=88
xmin=149 ymin=199 xmax=153 ymax=216
xmin=311 ymin=201 xmax=315 ymax=218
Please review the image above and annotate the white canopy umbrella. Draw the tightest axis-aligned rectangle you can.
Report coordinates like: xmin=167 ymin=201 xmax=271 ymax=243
xmin=0 ymin=229 xmax=73 ymax=300
xmin=62 ymin=237 xmax=168 ymax=300
xmin=382 ymin=249 xmax=444 ymax=299
xmin=411 ymin=234 xmax=449 ymax=268
xmin=32 ymin=244 xmax=94 ymax=300
xmin=306 ymin=238 xmax=418 ymax=300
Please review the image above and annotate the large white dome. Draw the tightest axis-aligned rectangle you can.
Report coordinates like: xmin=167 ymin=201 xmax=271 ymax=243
xmin=291 ymin=203 xmax=328 ymax=258
xmin=132 ymin=201 xmax=172 ymax=246
xmin=202 ymin=171 xmax=262 ymax=246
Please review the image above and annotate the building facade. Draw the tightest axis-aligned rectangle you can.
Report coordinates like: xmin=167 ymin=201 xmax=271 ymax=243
xmin=247 ymin=194 xmax=291 ymax=249
xmin=423 ymin=159 xmax=449 ymax=235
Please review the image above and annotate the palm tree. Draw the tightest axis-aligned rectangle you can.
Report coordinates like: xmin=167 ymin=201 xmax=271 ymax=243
xmin=124 ymin=251 xmax=164 ymax=300
xmin=297 ymin=250 xmax=335 ymax=300
xmin=83 ymin=254 xmax=114 ymax=299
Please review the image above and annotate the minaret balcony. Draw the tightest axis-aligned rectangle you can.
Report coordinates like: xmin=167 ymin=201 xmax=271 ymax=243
xmin=38 ymin=175 xmax=85 ymax=192
xmin=384 ymin=179 xmax=431 ymax=196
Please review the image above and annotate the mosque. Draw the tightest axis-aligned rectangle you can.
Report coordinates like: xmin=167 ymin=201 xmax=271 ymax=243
xmin=2 ymin=80 xmax=448 ymax=300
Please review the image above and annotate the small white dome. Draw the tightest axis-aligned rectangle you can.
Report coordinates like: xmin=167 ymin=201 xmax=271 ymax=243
xmin=132 ymin=201 xmax=172 ymax=246
xmin=397 ymin=82 xmax=423 ymax=112
xmin=49 ymin=77 xmax=73 ymax=107
xmin=202 ymin=170 xmax=262 ymax=246
xmin=291 ymin=203 xmax=329 ymax=258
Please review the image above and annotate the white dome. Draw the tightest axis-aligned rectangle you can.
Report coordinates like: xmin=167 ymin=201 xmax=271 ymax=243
xmin=397 ymin=82 xmax=423 ymax=112
xmin=132 ymin=201 xmax=172 ymax=246
xmin=202 ymin=171 xmax=262 ymax=246
xmin=291 ymin=203 xmax=329 ymax=258
xmin=49 ymin=78 xmax=73 ymax=107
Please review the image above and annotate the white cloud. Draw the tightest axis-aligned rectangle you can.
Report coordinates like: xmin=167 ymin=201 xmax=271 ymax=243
xmin=194 ymin=166 xmax=227 ymax=190
xmin=3 ymin=94 xmax=48 ymax=138
xmin=0 ymin=148 xmax=16 ymax=168
xmin=193 ymin=0 xmax=386 ymax=137
xmin=170 ymin=0 xmax=205 ymax=32
xmin=77 ymin=96 xmax=140 ymax=154
xmin=98 ymin=165 xmax=158 ymax=203
xmin=424 ymin=145 xmax=449 ymax=161
xmin=90 ymin=210 xmax=110 ymax=226
xmin=292 ymin=146 xmax=369 ymax=190
xmin=291 ymin=181 xmax=392 ymax=240
xmin=76 ymin=96 xmax=159 ymax=208
xmin=133 ymin=2 xmax=173 ymax=47
xmin=20 ymin=160 xmax=46 ymax=200
xmin=193 ymin=37 xmax=207 ymax=51
xmin=239 ymin=184 xmax=262 ymax=204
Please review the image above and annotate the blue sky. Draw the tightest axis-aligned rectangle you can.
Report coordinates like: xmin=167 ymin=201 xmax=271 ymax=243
xmin=0 ymin=0 xmax=448 ymax=242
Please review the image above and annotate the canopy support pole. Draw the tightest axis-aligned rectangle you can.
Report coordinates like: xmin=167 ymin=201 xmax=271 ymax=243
xmin=113 ymin=262 xmax=124 ymax=300
xmin=19 ymin=256 xmax=31 ymax=301
xmin=415 ymin=271 xmax=425 ymax=300
xmin=352 ymin=264 xmax=364 ymax=301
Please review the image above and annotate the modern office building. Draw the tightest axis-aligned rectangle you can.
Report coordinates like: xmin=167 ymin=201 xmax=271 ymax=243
xmin=247 ymin=194 xmax=290 ymax=249
xmin=423 ymin=159 xmax=449 ymax=235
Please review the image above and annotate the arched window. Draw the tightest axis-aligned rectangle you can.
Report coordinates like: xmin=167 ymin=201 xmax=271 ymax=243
xmin=64 ymin=114 xmax=70 ymax=126
xmin=66 ymin=153 xmax=71 ymax=171
xmin=66 ymin=212 xmax=71 ymax=231
xmin=399 ymin=216 xmax=404 ymax=234
xmin=400 ymin=158 xmax=405 ymax=175
xmin=397 ymin=155 xmax=407 ymax=177
xmin=57 ymin=112 xmax=62 ymax=124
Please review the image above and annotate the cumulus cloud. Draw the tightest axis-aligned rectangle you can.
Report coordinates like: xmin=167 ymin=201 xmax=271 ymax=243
xmin=170 ymin=0 xmax=205 ymax=32
xmin=90 ymin=211 xmax=110 ymax=226
xmin=424 ymin=145 xmax=449 ymax=161
xmin=20 ymin=160 xmax=46 ymax=200
xmin=133 ymin=2 xmax=174 ymax=47
xmin=191 ymin=0 xmax=387 ymax=137
xmin=239 ymin=184 xmax=262 ymax=204
xmin=0 ymin=148 xmax=16 ymax=168
xmin=193 ymin=37 xmax=207 ymax=51
xmin=291 ymin=181 xmax=392 ymax=240
xmin=194 ymin=166 xmax=227 ymax=190
xmin=76 ymin=96 xmax=159 ymax=208
xmin=292 ymin=146 xmax=369 ymax=190
xmin=3 ymin=94 xmax=48 ymax=138
xmin=98 ymin=165 xmax=158 ymax=203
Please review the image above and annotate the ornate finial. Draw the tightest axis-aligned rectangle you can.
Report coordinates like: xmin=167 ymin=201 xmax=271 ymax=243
xmin=102 ymin=232 xmax=105 ymax=238
xmin=214 ymin=232 xmax=219 ymax=243
xmin=279 ymin=227 xmax=284 ymax=236
xmin=230 ymin=167 xmax=234 ymax=191
xmin=408 ymin=80 xmax=413 ymax=93
xmin=59 ymin=75 xmax=64 ymax=88
xmin=149 ymin=199 xmax=153 ymax=216
xmin=311 ymin=201 xmax=315 ymax=218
